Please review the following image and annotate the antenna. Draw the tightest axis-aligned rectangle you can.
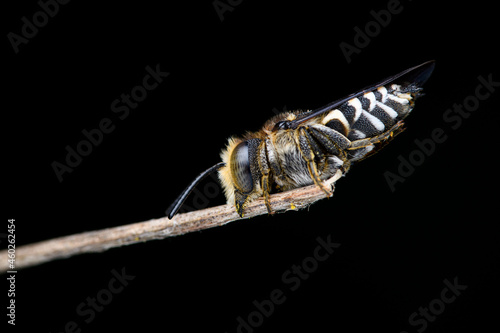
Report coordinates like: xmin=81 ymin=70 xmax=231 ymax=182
xmin=166 ymin=162 xmax=226 ymax=219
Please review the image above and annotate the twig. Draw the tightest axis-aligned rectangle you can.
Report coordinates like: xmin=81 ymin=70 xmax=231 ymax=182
xmin=0 ymin=171 xmax=342 ymax=273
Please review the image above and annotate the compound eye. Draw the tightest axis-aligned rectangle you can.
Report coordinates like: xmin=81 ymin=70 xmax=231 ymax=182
xmin=230 ymin=141 xmax=253 ymax=193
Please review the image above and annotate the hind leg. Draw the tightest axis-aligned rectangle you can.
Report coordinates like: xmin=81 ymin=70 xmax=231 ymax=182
xmin=295 ymin=122 xmax=365 ymax=195
xmin=347 ymin=120 xmax=406 ymax=162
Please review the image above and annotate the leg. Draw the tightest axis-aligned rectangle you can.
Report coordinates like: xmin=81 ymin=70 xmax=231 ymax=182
xmin=295 ymin=127 xmax=333 ymax=197
xmin=349 ymin=120 xmax=405 ymax=149
xmin=348 ymin=120 xmax=405 ymax=161
xmin=265 ymin=137 xmax=287 ymax=187
xmin=257 ymin=140 xmax=274 ymax=214
xmin=306 ymin=125 xmax=351 ymax=173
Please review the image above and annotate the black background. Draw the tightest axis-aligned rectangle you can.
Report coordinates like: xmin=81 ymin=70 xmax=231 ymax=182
xmin=4 ymin=0 xmax=499 ymax=332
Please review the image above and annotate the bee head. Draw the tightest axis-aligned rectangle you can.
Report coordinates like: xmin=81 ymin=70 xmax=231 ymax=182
xmin=219 ymin=137 xmax=262 ymax=217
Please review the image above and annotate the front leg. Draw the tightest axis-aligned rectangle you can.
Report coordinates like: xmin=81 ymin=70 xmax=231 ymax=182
xmin=257 ymin=140 xmax=274 ymax=215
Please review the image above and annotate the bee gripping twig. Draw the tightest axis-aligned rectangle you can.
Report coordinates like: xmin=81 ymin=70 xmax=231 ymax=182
xmin=0 ymin=171 xmax=342 ymax=274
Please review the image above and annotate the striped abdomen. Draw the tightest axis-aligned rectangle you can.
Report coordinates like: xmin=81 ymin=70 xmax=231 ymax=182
xmin=320 ymin=83 xmax=422 ymax=161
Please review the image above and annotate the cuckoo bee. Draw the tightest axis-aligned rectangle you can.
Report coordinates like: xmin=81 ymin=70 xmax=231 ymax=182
xmin=166 ymin=61 xmax=435 ymax=219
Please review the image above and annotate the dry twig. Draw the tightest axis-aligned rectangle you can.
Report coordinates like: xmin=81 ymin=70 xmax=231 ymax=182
xmin=0 ymin=171 xmax=342 ymax=273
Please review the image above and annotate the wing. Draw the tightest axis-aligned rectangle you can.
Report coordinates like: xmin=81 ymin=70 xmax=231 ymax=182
xmin=287 ymin=60 xmax=435 ymax=128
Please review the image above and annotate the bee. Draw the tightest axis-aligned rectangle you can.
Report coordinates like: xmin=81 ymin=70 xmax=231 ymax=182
xmin=166 ymin=61 xmax=435 ymax=219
